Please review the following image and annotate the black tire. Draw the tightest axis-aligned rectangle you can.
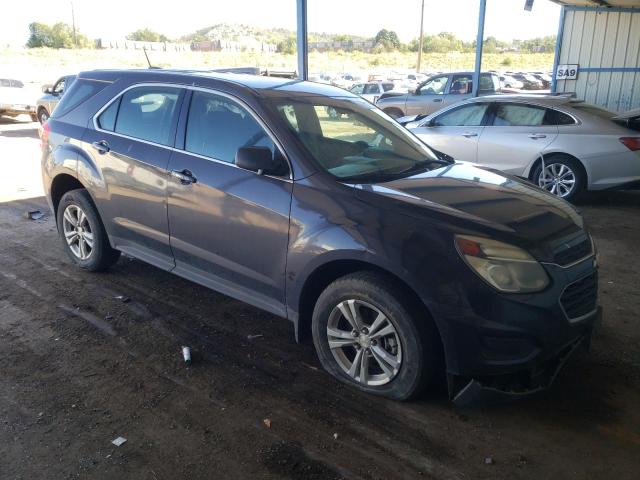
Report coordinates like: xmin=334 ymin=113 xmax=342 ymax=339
xmin=312 ymin=271 xmax=438 ymax=400
xmin=37 ymin=108 xmax=49 ymax=124
xmin=383 ymin=108 xmax=404 ymax=119
xmin=56 ymin=189 xmax=120 ymax=271
xmin=531 ymin=154 xmax=586 ymax=202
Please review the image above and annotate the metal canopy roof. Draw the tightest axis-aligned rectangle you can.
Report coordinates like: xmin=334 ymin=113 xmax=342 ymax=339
xmin=552 ymin=1 xmax=640 ymax=6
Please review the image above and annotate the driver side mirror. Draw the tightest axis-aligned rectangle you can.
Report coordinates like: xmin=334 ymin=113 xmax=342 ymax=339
xmin=235 ymin=147 xmax=276 ymax=175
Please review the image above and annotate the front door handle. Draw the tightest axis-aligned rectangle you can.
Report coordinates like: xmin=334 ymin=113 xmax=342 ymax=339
xmin=91 ymin=140 xmax=110 ymax=154
xmin=462 ymin=132 xmax=478 ymax=138
xmin=170 ymin=169 xmax=197 ymax=185
xmin=433 ymin=98 xmax=443 ymax=102
xmin=528 ymin=133 xmax=547 ymax=139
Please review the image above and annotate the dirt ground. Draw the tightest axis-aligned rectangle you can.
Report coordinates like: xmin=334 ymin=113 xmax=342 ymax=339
xmin=1 ymin=116 xmax=639 ymax=480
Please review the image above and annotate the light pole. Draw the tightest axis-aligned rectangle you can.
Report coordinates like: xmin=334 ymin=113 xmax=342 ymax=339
xmin=71 ymin=1 xmax=77 ymax=48
xmin=416 ymin=0 xmax=425 ymax=73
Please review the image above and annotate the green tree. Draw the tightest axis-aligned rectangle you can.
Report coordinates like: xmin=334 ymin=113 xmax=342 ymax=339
xmin=374 ymin=29 xmax=401 ymax=51
xmin=276 ymin=36 xmax=296 ymax=54
xmin=127 ymin=28 xmax=170 ymax=42
xmin=27 ymin=21 xmax=91 ymax=49
xmin=27 ymin=22 xmax=51 ymax=48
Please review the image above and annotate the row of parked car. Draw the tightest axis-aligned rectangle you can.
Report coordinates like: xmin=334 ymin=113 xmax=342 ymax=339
xmin=330 ymin=70 xmax=639 ymax=201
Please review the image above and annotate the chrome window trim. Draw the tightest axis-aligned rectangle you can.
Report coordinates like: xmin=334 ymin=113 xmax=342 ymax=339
xmin=92 ymin=82 xmax=294 ymax=182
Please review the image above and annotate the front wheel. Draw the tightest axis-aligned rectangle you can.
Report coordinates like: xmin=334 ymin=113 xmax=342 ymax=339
xmin=57 ymin=189 xmax=120 ymax=271
xmin=312 ymin=272 xmax=437 ymax=400
xmin=531 ymin=155 xmax=586 ymax=201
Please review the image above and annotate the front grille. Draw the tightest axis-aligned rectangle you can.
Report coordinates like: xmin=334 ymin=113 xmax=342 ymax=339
xmin=553 ymin=238 xmax=592 ymax=266
xmin=560 ymin=272 xmax=598 ymax=319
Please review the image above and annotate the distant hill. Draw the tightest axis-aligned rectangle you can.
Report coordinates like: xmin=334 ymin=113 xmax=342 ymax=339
xmin=179 ymin=23 xmax=371 ymax=46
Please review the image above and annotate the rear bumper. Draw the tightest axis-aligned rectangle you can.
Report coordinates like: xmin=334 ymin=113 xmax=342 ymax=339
xmin=451 ymin=306 xmax=600 ymax=406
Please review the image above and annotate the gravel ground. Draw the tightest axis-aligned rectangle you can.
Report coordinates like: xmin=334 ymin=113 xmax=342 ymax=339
xmin=1 ymin=117 xmax=639 ymax=479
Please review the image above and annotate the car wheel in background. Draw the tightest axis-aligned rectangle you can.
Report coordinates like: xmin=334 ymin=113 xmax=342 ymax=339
xmin=532 ymin=154 xmax=586 ymax=201
xmin=57 ymin=189 xmax=120 ymax=271
xmin=312 ymin=271 xmax=438 ymax=400
xmin=37 ymin=108 xmax=49 ymax=124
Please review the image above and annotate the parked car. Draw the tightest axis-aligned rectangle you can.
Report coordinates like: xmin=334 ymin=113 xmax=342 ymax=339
xmin=499 ymin=74 xmax=524 ymax=90
xmin=331 ymin=74 xmax=365 ymax=90
xmin=401 ymin=94 xmax=640 ymax=200
xmin=376 ymin=72 xmax=500 ymax=118
xmin=531 ymin=72 xmax=552 ymax=89
xmin=0 ymin=78 xmax=36 ymax=121
xmin=509 ymin=73 xmax=544 ymax=90
xmin=42 ymin=70 xmax=599 ymax=404
xmin=349 ymin=81 xmax=396 ymax=104
xmin=36 ymin=74 xmax=76 ymax=124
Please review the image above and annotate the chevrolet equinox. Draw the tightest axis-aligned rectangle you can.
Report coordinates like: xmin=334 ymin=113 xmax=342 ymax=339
xmin=41 ymin=70 xmax=600 ymax=404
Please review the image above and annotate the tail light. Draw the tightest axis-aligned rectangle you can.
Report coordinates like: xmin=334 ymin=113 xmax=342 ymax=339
xmin=39 ymin=121 xmax=50 ymax=151
xmin=620 ymin=137 xmax=640 ymax=151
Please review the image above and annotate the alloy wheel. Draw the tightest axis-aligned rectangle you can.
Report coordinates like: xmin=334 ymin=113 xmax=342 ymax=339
xmin=62 ymin=204 xmax=94 ymax=260
xmin=326 ymin=299 xmax=402 ymax=386
xmin=538 ymin=163 xmax=576 ymax=198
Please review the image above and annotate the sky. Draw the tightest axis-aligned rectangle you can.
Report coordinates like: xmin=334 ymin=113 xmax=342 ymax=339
xmin=1 ymin=0 xmax=561 ymax=46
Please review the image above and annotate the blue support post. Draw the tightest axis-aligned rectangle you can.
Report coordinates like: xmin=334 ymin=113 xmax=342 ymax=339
xmin=550 ymin=6 xmax=566 ymax=94
xmin=297 ymin=0 xmax=308 ymax=80
xmin=472 ymin=0 xmax=487 ymax=97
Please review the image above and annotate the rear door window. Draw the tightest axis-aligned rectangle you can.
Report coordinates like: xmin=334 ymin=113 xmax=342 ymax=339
xmin=363 ymin=84 xmax=380 ymax=95
xmin=185 ymin=90 xmax=277 ymax=164
xmin=433 ymin=103 xmax=490 ymax=126
xmin=449 ymin=75 xmax=472 ymax=95
xmin=109 ymin=86 xmax=182 ymax=146
xmin=492 ymin=103 xmax=546 ymax=126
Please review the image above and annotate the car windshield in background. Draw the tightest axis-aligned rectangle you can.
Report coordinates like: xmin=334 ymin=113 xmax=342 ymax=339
xmin=270 ymin=98 xmax=445 ymax=182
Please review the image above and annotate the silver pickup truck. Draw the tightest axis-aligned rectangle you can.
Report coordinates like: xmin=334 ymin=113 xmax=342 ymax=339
xmin=376 ymin=72 xmax=500 ymax=118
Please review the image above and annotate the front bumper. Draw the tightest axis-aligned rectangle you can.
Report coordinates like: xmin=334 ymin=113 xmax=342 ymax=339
xmin=451 ymin=306 xmax=600 ymax=406
xmin=436 ymin=252 xmax=599 ymax=405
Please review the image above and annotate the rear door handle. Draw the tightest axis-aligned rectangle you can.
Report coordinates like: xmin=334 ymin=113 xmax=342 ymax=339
xmin=528 ymin=133 xmax=547 ymax=139
xmin=91 ymin=140 xmax=110 ymax=154
xmin=462 ymin=132 xmax=478 ymax=138
xmin=170 ymin=169 xmax=197 ymax=185
xmin=433 ymin=98 xmax=443 ymax=102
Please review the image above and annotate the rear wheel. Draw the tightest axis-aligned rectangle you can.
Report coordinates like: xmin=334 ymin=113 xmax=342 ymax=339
xmin=532 ymin=154 xmax=585 ymax=201
xmin=312 ymin=271 xmax=437 ymax=400
xmin=57 ymin=189 xmax=120 ymax=271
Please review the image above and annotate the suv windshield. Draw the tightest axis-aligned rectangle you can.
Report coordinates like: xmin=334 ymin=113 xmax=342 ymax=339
xmin=270 ymin=97 xmax=446 ymax=182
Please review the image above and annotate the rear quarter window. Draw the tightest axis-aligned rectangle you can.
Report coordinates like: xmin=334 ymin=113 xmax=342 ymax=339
xmin=52 ymin=79 xmax=108 ymax=118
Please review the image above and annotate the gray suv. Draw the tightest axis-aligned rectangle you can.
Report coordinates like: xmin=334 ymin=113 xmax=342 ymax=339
xmin=41 ymin=69 xmax=599 ymax=404
xmin=376 ymin=72 xmax=500 ymax=118
xmin=36 ymin=75 xmax=76 ymax=124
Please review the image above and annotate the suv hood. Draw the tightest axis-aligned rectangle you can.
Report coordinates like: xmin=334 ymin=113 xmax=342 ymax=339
xmin=354 ymin=162 xmax=584 ymax=249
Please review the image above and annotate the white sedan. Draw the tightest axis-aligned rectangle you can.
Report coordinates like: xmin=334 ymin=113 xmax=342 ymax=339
xmin=401 ymin=95 xmax=640 ymax=200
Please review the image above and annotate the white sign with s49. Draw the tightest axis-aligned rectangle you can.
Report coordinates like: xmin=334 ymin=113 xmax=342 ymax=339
xmin=556 ymin=64 xmax=579 ymax=80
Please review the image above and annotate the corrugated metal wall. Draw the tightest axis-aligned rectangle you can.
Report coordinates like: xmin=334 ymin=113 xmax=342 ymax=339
xmin=556 ymin=8 xmax=640 ymax=113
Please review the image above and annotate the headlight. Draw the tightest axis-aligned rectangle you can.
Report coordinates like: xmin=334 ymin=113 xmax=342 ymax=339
xmin=454 ymin=234 xmax=549 ymax=293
